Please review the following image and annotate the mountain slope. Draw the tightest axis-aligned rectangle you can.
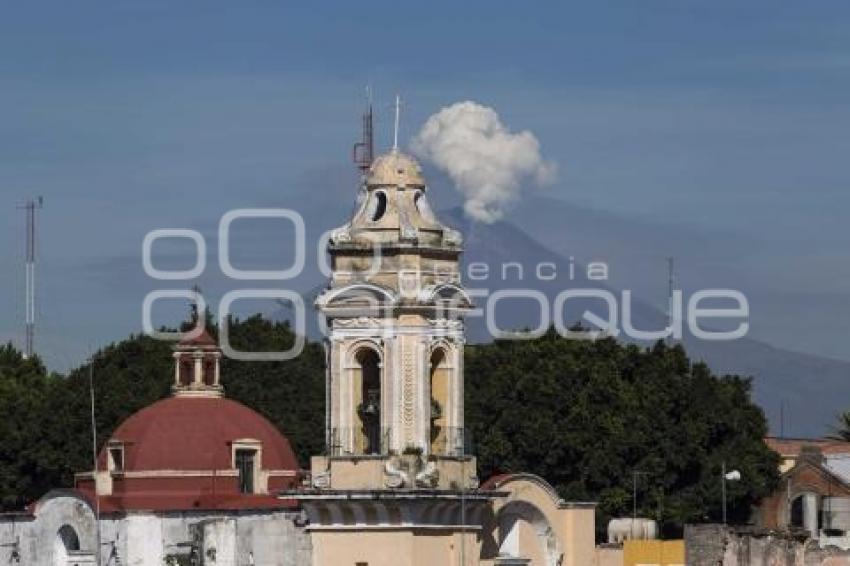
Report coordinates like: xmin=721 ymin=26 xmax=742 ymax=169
xmin=444 ymin=208 xmax=849 ymax=438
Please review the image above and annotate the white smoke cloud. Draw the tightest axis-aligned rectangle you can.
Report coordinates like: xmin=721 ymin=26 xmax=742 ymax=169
xmin=411 ymin=101 xmax=556 ymax=223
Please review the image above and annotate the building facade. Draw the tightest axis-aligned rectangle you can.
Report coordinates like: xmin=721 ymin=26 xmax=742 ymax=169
xmin=758 ymin=437 xmax=850 ymax=543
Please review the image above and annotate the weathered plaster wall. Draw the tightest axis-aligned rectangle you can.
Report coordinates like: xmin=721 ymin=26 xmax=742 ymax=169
xmin=100 ymin=510 xmax=310 ymax=566
xmin=686 ymin=524 xmax=850 ymax=565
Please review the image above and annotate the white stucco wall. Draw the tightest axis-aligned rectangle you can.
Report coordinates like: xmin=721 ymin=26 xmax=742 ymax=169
xmin=125 ymin=514 xmax=164 ymax=566
xmin=0 ymin=494 xmax=311 ymax=566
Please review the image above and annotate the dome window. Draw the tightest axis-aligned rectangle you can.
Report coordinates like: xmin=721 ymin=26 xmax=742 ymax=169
xmin=235 ymin=449 xmax=257 ymax=494
xmin=232 ymin=439 xmax=263 ymax=494
xmin=370 ymin=191 xmax=387 ymax=222
xmin=414 ymin=190 xmax=437 ymax=222
xmin=108 ymin=443 xmax=124 ymax=473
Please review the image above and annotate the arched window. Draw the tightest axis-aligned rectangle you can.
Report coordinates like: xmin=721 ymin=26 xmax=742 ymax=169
xmin=430 ymin=348 xmax=449 ymax=454
xmin=57 ymin=525 xmax=80 ymax=550
xmin=354 ymin=348 xmax=382 ymax=454
xmin=55 ymin=524 xmax=80 ymax=565
xmin=414 ymin=190 xmax=437 ymax=222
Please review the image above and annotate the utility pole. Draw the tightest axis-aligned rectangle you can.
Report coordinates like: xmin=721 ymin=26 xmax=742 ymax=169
xmin=89 ymin=357 xmax=102 ymax=565
xmin=18 ymin=197 xmax=43 ymax=358
xmin=722 ymin=462 xmax=741 ymax=525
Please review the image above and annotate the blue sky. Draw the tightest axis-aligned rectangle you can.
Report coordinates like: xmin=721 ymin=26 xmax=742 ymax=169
xmin=0 ymin=1 xmax=848 ymax=371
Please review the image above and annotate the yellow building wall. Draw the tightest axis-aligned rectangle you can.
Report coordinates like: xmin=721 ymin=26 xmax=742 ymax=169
xmin=311 ymin=529 xmax=483 ymax=566
xmin=312 ymin=531 xmax=412 ymax=566
xmin=623 ymin=540 xmax=685 ymax=566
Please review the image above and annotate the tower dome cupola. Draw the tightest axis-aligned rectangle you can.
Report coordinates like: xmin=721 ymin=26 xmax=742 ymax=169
xmin=172 ymin=327 xmax=223 ymax=398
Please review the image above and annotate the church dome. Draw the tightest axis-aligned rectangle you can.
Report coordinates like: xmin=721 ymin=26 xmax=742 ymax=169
xmin=366 ymin=150 xmax=425 ymax=187
xmin=101 ymin=396 xmax=299 ymax=472
xmin=74 ymin=331 xmax=302 ymax=512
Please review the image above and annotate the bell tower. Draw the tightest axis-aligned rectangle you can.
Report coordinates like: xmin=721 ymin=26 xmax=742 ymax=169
xmin=289 ymin=111 xmax=504 ymax=566
xmin=287 ymin=104 xmax=599 ymax=566
xmin=311 ymin=147 xmax=475 ymax=490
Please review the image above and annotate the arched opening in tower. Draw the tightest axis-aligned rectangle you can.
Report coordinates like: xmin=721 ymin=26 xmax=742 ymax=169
xmin=355 ymin=348 xmax=382 ymax=455
xmin=430 ymin=348 xmax=449 ymax=454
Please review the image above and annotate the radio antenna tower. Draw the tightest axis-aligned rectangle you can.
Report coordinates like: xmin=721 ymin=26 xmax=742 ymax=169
xmin=352 ymin=87 xmax=374 ymax=174
xmin=666 ymin=256 xmax=676 ymax=343
xmin=18 ymin=197 xmax=43 ymax=359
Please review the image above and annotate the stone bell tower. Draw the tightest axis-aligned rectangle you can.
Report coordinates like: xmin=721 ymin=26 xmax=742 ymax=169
xmin=286 ymin=110 xmax=604 ymax=566
xmin=311 ymin=147 xmax=477 ymax=490
xmin=292 ymin=146 xmax=494 ymax=566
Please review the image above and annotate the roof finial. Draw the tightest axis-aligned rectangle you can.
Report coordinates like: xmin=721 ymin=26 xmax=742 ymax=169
xmin=392 ymin=94 xmax=401 ymax=152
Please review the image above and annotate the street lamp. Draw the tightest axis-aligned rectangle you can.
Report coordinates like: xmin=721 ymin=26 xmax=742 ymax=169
xmin=722 ymin=461 xmax=741 ymax=524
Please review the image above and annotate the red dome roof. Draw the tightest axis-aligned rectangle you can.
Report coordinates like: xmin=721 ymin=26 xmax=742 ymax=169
xmin=102 ymin=396 xmax=299 ymax=472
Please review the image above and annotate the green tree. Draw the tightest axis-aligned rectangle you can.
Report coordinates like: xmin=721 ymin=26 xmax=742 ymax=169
xmin=220 ymin=315 xmax=325 ymax=464
xmin=465 ymin=331 xmax=779 ymax=537
xmin=827 ymin=411 xmax=850 ymax=441
xmin=0 ymin=344 xmax=61 ymax=509
xmin=43 ymin=334 xmax=174 ymax=488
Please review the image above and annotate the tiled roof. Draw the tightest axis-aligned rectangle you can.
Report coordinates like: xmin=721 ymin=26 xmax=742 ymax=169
xmin=765 ymin=436 xmax=850 ymax=457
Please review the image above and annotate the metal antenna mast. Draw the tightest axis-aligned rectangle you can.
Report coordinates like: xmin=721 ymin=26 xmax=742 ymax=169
xmin=353 ymin=87 xmax=375 ymax=174
xmin=666 ymin=256 xmax=676 ymax=342
xmin=18 ymin=197 xmax=43 ymax=358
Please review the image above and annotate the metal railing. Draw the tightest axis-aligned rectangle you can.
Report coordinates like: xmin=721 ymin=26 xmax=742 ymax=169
xmin=326 ymin=426 xmax=473 ymax=457
xmin=327 ymin=427 xmax=392 ymax=457
xmin=430 ymin=426 xmax=472 ymax=457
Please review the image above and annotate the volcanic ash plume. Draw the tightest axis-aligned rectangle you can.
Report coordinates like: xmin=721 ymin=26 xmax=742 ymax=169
xmin=411 ymin=101 xmax=556 ymax=223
